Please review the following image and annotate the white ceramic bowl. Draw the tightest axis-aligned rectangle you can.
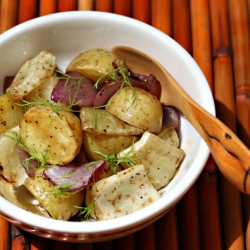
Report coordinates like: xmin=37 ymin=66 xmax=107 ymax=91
xmin=0 ymin=11 xmax=215 ymax=242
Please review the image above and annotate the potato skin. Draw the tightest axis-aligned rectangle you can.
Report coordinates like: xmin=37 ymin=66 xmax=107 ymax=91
xmin=106 ymin=87 xmax=163 ymax=133
xmin=80 ymin=107 xmax=144 ymax=136
xmin=19 ymin=105 xmax=83 ymax=165
xmin=24 ymin=76 xmax=59 ymax=104
xmin=7 ymin=51 xmax=56 ymax=100
xmin=0 ymin=95 xmax=24 ymax=134
xmin=66 ymin=48 xmax=123 ymax=82
xmin=24 ymin=170 xmax=84 ymax=220
xmin=82 ymin=131 xmax=137 ymax=161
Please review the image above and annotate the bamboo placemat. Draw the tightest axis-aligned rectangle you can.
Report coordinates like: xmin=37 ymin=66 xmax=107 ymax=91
xmin=0 ymin=0 xmax=249 ymax=249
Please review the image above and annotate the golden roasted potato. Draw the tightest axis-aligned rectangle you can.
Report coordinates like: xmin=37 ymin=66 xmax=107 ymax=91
xmin=0 ymin=177 xmax=50 ymax=217
xmin=106 ymin=87 xmax=163 ymax=133
xmin=80 ymin=107 xmax=144 ymax=135
xmin=0 ymin=95 xmax=24 ymax=134
xmin=0 ymin=127 xmax=28 ymax=188
xmin=82 ymin=131 xmax=137 ymax=161
xmin=66 ymin=48 xmax=124 ymax=82
xmin=24 ymin=170 xmax=85 ymax=220
xmin=0 ymin=173 xmax=25 ymax=209
xmin=7 ymin=51 xmax=56 ymax=100
xmin=19 ymin=105 xmax=83 ymax=165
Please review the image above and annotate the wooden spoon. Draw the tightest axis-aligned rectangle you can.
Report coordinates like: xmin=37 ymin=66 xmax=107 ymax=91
xmin=112 ymin=46 xmax=250 ymax=194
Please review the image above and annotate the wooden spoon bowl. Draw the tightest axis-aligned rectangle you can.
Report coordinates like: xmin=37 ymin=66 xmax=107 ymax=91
xmin=112 ymin=46 xmax=250 ymax=194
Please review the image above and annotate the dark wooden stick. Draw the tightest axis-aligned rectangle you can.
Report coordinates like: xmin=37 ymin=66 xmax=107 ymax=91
xmin=132 ymin=0 xmax=150 ymax=23
xmin=58 ymin=0 xmax=77 ymax=12
xmin=0 ymin=216 xmax=10 ymax=250
xmin=93 ymin=240 xmax=113 ymax=250
xmin=135 ymin=224 xmax=156 ymax=250
xmin=190 ymin=0 xmax=213 ymax=93
xmin=39 ymin=0 xmax=57 ymax=16
xmin=228 ymin=3 xmax=250 ymax=249
xmin=151 ymin=0 xmax=172 ymax=36
xmin=52 ymin=240 xmax=74 ymax=250
xmin=177 ymin=185 xmax=201 ymax=250
xmin=95 ymin=0 xmax=113 ymax=12
xmin=11 ymin=225 xmax=30 ymax=250
xmin=210 ymin=0 xmax=245 ymax=248
xmin=0 ymin=0 xmax=18 ymax=33
xmin=173 ymin=2 xmax=200 ymax=250
xmin=155 ymin=207 xmax=179 ymax=250
xmin=173 ymin=0 xmax=191 ymax=53
xmin=30 ymin=235 xmax=52 ymax=250
xmin=228 ymin=0 xmax=250 ymax=95
xmin=113 ymin=0 xmax=132 ymax=16
xmin=113 ymin=233 xmax=136 ymax=250
xmin=18 ymin=0 xmax=37 ymax=23
xmin=197 ymin=156 xmax=223 ymax=250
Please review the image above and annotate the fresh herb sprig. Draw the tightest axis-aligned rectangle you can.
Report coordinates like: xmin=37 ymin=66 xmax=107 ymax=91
xmin=94 ymin=63 xmax=138 ymax=108
xmin=18 ymin=95 xmax=81 ymax=114
xmin=93 ymin=137 xmax=137 ymax=175
xmin=5 ymin=131 xmax=49 ymax=169
xmin=55 ymin=70 xmax=84 ymax=89
xmin=48 ymin=183 xmax=77 ymax=199
xmin=75 ymin=199 xmax=95 ymax=220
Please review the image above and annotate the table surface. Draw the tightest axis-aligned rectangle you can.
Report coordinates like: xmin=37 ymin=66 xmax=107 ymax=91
xmin=0 ymin=0 xmax=250 ymax=249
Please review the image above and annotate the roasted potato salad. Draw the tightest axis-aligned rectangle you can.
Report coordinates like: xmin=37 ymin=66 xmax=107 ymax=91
xmin=0 ymin=48 xmax=185 ymax=222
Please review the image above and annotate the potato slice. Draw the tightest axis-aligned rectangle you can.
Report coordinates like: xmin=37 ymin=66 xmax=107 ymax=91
xmin=0 ymin=94 xmax=24 ymax=134
xmin=0 ymin=127 xmax=28 ymax=188
xmin=80 ymin=107 xmax=144 ymax=135
xmin=106 ymin=87 xmax=163 ymax=133
xmin=24 ymin=169 xmax=85 ymax=220
xmin=7 ymin=51 xmax=56 ymax=100
xmin=66 ymin=48 xmax=123 ymax=82
xmin=92 ymin=164 xmax=161 ymax=220
xmin=157 ymin=126 xmax=180 ymax=147
xmin=0 ymin=174 xmax=26 ymax=209
xmin=117 ymin=131 xmax=185 ymax=190
xmin=19 ymin=105 xmax=83 ymax=165
xmin=0 ymin=177 xmax=50 ymax=217
xmin=24 ymin=76 xmax=59 ymax=104
xmin=82 ymin=131 xmax=137 ymax=161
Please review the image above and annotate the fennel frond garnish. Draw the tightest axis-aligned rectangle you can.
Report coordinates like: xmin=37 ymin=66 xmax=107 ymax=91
xmin=5 ymin=130 xmax=49 ymax=169
xmin=93 ymin=138 xmax=137 ymax=175
xmin=75 ymin=199 xmax=95 ymax=220
xmin=94 ymin=63 xmax=138 ymax=107
xmin=18 ymin=95 xmax=81 ymax=114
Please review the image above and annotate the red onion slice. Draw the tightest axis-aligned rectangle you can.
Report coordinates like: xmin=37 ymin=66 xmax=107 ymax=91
xmin=162 ymin=105 xmax=181 ymax=132
xmin=43 ymin=160 xmax=106 ymax=192
xmin=51 ymin=72 xmax=97 ymax=107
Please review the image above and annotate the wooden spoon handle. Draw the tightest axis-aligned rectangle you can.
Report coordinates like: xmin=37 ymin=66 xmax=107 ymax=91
xmin=152 ymin=50 xmax=250 ymax=194
xmin=186 ymin=100 xmax=250 ymax=193
xmin=163 ymin=65 xmax=250 ymax=194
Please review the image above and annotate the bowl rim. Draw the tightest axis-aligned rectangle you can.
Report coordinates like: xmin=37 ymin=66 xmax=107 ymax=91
xmin=0 ymin=11 xmax=214 ymax=236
